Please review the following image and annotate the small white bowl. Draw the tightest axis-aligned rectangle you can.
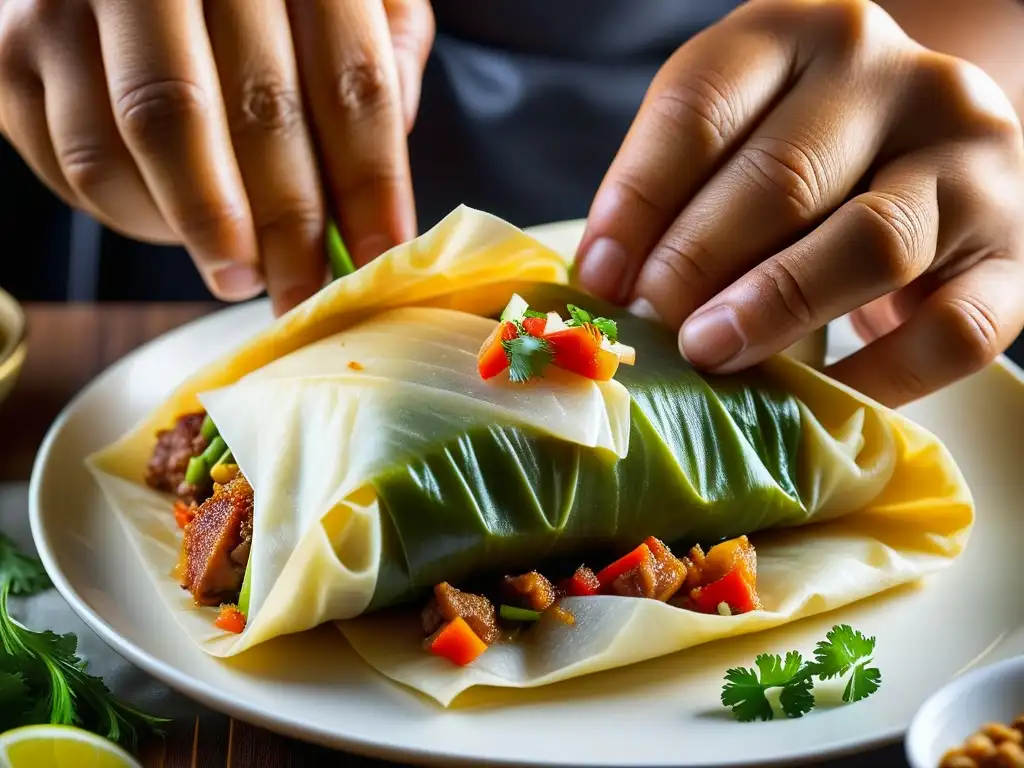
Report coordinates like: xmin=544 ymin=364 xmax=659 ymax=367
xmin=906 ymin=655 xmax=1024 ymax=768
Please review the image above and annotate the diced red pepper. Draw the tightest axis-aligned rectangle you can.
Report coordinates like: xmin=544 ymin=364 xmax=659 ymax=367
xmin=427 ymin=616 xmax=488 ymax=666
xmin=521 ymin=316 xmax=547 ymax=337
xmin=561 ymin=565 xmax=601 ymax=597
xmin=703 ymin=535 xmax=757 ymax=586
xmin=477 ymin=321 xmax=519 ymax=380
xmin=596 ymin=543 xmax=651 ymax=591
xmin=690 ymin=565 xmax=761 ymax=615
xmin=173 ymin=500 xmax=195 ymax=530
xmin=215 ymin=604 xmax=247 ymax=634
xmin=544 ymin=325 xmax=620 ymax=381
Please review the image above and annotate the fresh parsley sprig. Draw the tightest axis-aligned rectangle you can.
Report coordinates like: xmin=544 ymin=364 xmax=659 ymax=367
xmin=502 ymin=335 xmax=553 ymax=382
xmin=0 ymin=534 xmax=168 ymax=748
xmin=721 ymin=624 xmax=881 ymax=722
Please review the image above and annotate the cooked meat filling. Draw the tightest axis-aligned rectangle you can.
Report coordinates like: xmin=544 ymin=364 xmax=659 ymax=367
xmin=503 ymin=571 xmax=556 ymax=612
xmin=421 ymin=582 xmax=500 ymax=645
xmin=146 ymin=411 xmax=208 ymax=500
xmin=609 ymin=537 xmax=687 ymax=601
xmin=180 ymin=473 xmax=253 ymax=606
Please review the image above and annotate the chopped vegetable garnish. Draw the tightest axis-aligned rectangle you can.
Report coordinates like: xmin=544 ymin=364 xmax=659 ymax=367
xmin=427 ymin=616 xmax=488 ymax=666
xmin=717 ymin=602 xmax=731 ymax=616
xmin=691 ymin=566 xmax=760 ymax=615
xmin=0 ymin=534 xmax=52 ymax=596
xmin=477 ymin=321 xmax=519 ymax=380
xmin=214 ymin=605 xmax=246 ymax=634
xmin=545 ymin=326 xmax=621 ymax=381
xmin=347 ymin=361 xmax=365 ymax=371
xmin=326 ymin=220 xmax=356 ymax=280
xmin=479 ymin=295 xmax=635 ymax=383
xmin=721 ymin=624 xmax=882 ymax=722
xmin=503 ymin=334 xmax=554 ymax=383
xmin=200 ymin=414 xmax=218 ymax=442
xmin=596 ymin=543 xmax=651 ymax=590
xmin=499 ymin=605 xmax=542 ymax=622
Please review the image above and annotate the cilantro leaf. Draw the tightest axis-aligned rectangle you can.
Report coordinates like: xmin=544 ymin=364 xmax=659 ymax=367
xmin=721 ymin=666 xmax=773 ymax=722
xmin=0 ymin=581 xmax=168 ymax=748
xmin=523 ymin=309 xmax=547 ymax=319
xmin=811 ymin=624 xmax=876 ymax=681
xmin=721 ymin=652 xmax=812 ymax=722
xmin=0 ymin=534 xmax=52 ymax=596
xmin=844 ymin=660 xmax=882 ymax=703
xmin=565 ymin=304 xmax=592 ymax=326
xmin=502 ymin=335 xmax=553 ymax=383
xmin=591 ymin=317 xmax=618 ymax=342
xmin=779 ymin=674 xmax=815 ymax=718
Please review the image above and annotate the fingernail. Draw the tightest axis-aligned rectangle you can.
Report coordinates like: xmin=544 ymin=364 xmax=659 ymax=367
xmin=628 ymin=298 xmax=663 ymax=323
xmin=680 ymin=305 xmax=746 ymax=370
xmin=576 ymin=237 xmax=627 ymax=301
xmin=211 ymin=264 xmax=265 ymax=301
xmin=353 ymin=235 xmax=394 ymax=266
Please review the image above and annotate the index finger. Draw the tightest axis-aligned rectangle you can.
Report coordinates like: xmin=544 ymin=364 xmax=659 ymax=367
xmin=287 ymin=0 xmax=416 ymax=268
xmin=575 ymin=16 xmax=797 ymax=303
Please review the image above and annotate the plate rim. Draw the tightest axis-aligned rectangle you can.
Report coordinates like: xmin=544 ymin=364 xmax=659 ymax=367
xmin=26 ymin=296 xmax=1024 ymax=767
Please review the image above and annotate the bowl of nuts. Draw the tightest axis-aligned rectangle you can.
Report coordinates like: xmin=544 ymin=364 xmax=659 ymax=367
xmin=906 ymin=655 xmax=1024 ymax=768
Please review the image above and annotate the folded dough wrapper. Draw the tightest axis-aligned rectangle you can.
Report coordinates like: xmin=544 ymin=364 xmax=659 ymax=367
xmin=87 ymin=205 xmax=973 ymax=705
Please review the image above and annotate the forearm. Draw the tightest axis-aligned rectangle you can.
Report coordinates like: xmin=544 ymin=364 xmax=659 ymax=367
xmin=876 ymin=0 xmax=1024 ymax=118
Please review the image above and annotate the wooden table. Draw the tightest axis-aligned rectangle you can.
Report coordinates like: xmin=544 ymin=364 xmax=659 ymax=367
xmin=0 ymin=303 xmax=910 ymax=768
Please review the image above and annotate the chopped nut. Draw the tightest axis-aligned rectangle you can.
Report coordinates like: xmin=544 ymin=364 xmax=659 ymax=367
xmin=994 ymin=740 xmax=1024 ymax=768
xmin=964 ymin=734 xmax=998 ymax=760
xmin=984 ymin=723 xmax=1024 ymax=745
xmin=939 ymin=749 xmax=978 ymax=768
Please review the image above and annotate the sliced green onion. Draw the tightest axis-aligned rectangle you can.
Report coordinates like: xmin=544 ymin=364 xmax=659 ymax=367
xmin=326 ymin=221 xmax=356 ymax=280
xmin=213 ymin=448 xmax=234 ymax=467
xmin=200 ymin=414 xmax=219 ymax=442
xmin=238 ymin=560 xmax=252 ymax=618
xmin=499 ymin=605 xmax=542 ymax=622
xmin=200 ymin=436 xmax=226 ymax=467
xmin=184 ymin=456 xmax=207 ymax=487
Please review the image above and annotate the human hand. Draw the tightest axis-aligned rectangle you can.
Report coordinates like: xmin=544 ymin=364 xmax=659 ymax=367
xmin=0 ymin=0 xmax=433 ymax=314
xmin=577 ymin=0 xmax=1024 ymax=406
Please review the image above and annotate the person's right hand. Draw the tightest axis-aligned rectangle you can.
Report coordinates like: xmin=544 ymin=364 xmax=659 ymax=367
xmin=0 ymin=0 xmax=433 ymax=314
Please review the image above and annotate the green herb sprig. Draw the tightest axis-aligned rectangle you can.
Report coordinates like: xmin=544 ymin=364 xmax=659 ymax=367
xmin=0 ymin=534 xmax=168 ymax=748
xmin=721 ymin=624 xmax=881 ymax=722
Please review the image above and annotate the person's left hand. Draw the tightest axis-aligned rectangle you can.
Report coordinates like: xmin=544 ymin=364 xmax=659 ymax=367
xmin=576 ymin=0 xmax=1024 ymax=407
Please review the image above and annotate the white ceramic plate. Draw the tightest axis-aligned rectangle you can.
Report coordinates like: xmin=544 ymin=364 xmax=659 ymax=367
xmin=30 ymin=221 xmax=1024 ymax=767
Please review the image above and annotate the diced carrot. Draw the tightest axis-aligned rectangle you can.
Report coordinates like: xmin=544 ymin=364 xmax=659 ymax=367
xmin=690 ymin=565 xmax=761 ymax=615
xmin=596 ymin=543 xmax=651 ymax=591
xmin=521 ymin=316 xmax=547 ymax=337
xmin=347 ymin=360 xmax=365 ymax=371
xmin=173 ymin=500 xmax=195 ymax=530
xmin=477 ymin=321 xmax=518 ymax=380
xmin=703 ymin=535 xmax=757 ymax=586
xmin=544 ymin=326 xmax=620 ymax=381
xmin=561 ymin=565 xmax=601 ymax=597
xmin=215 ymin=604 xmax=247 ymax=634
xmin=427 ymin=616 xmax=488 ymax=666
xmin=549 ymin=604 xmax=576 ymax=626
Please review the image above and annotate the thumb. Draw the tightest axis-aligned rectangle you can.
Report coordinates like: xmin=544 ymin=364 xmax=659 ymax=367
xmin=383 ymin=0 xmax=435 ymax=133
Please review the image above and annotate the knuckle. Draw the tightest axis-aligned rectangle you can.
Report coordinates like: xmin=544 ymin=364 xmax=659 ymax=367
xmin=56 ymin=138 xmax=113 ymax=196
xmin=230 ymin=78 xmax=303 ymax=136
xmin=644 ymin=236 xmax=717 ymax=295
xmin=934 ymin=294 xmax=1002 ymax=372
xmin=846 ymin=193 xmax=926 ymax=286
xmin=649 ymin=70 xmax=737 ymax=153
xmin=114 ymin=78 xmax=209 ymax=145
xmin=885 ymin=359 xmax=930 ymax=402
xmin=171 ymin=196 xmax=250 ymax=249
xmin=732 ymin=138 xmax=823 ymax=219
xmin=333 ymin=57 xmax=391 ymax=117
xmin=255 ymin=198 xmax=323 ymax=242
xmin=761 ymin=258 xmax=814 ymax=328
xmin=918 ymin=53 xmax=1023 ymax=145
